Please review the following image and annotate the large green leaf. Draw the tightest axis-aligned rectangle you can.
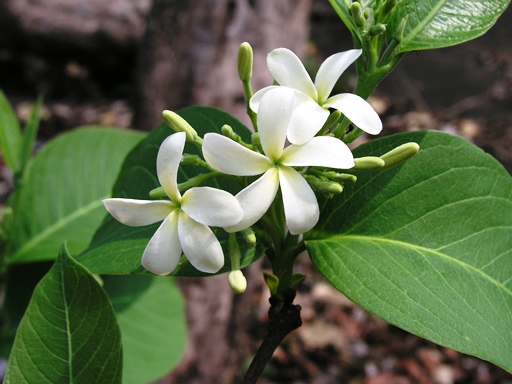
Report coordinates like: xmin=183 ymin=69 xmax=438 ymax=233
xmin=306 ymin=131 xmax=512 ymax=372
xmin=5 ymin=127 xmax=145 ymax=264
xmin=388 ymin=0 xmax=511 ymax=52
xmin=0 ymin=90 xmax=22 ymax=172
xmin=78 ymin=106 xmax=262 ymax=276
xmin=103 ymin=275 xmax=186 ymax=384
xmin=5 ymin=246 xmax=123 ymax=383
xmin=328 ymin=0 xmax=511 ymax=52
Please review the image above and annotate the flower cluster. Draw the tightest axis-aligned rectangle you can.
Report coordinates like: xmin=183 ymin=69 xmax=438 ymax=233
xmin=103 ymin=47 xmax=382 ymax=276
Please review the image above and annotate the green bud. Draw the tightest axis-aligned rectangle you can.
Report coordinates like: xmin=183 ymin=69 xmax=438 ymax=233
xmin=263 ymin=271 xmax=279 ymax=296
xmin=316 ymin=180 xmax=343 ymax=194
xmin=241 ymin=227 xmax=257 ymax=248
xmin=181 ymin=153 xmax=207 ymax=167
xmin=368 ymin=23 xmax=386 ymax=37
xmin=251 ymin=132 xmax=261 ymax=147
xmin=291 ymin=273 xmax=306 ymax=289
xmin=350 ymin=2 xmax=366 ymax=28
xmin=149 ymin=186 xmax=166 ymax=198
xmin=380 ymin=0 xmax=396 ymax=18
xmin=162 ymin=110 xmax=202 ymax=144
xmin=237 ymin=42 xmax=253 ymax=82
xmin=396 ymin=15 xmax=408 ymax=43
xmin=321 ymin=171 xmax=357 ymax=184
xmin=352 ymin=156 xmax=386 ymax=170
xmin=380 ymin=142 xmax=420 ymax=170
xmin=229 ymin=270 xmax=247 ymax=294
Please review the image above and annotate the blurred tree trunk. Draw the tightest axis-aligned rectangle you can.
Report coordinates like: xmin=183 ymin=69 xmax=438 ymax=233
xmin=136 ymin=1 xmax=312 ymax=383
xmin=134 ymin=0 xmax=312 ymax=129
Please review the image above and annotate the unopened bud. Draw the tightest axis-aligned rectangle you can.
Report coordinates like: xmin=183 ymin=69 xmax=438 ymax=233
xmin=229 ymin=270 xmax=247 ymax=294
xmin=241 ymin=228 xmax=257 ymax=248
xmin=316 ymin=180 xmax=343 ymax=194
xmin=238 ymin=42 xmax=253 ymax=82
xmin=162 ymin=110 xmax=201 ymax=144
xmin=251 ymin=132 xmax=261 ymax=147
xmin=149 ymin=186 xmax=166 ymax=199
xmin=380 ymin=142 xmax=419 ymax=169
xmin=369 ymin=23 xmax=386 ymax=37
xmin=352 ymin=156 xmax=386 ymax=170
xmin=322 ymin=171 xmax=357 ymax=184
xmin=350 ymin=2 xmax=366 ymax=28
xmin=396 ymin=15 xmax=408 ymax=43
xmin=380 ymin=0 xmax=396 ymax=18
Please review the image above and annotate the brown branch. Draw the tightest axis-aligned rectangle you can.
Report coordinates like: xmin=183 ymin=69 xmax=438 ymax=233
xmin=241 ymin=290 xmax=302 ymax=384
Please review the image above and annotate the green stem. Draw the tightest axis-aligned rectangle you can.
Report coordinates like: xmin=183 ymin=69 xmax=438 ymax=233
xmin=242 ymin=80 xmax=258 ymax=131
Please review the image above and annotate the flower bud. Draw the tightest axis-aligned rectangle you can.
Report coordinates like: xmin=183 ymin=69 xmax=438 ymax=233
xmin=241 ymin=227 xmax=257 ymax=248
xmin=369 ymin=23 xmax=386 ymax=37
xmin=229 ymin=270 xmax=247 ymax=294
xmin=396 ymin=15 xmax=408 ymax=43
xmin=352 ymin=156 xmax=385 ymax=170
xmin=322 ymin=171 xmax=357 ymax=184
xmin=350 ymin=2 xmax=366 ymax=28
xmin=162 ymin=110 xmax=201 ymax=144
xmin=238 ymin=42 xmax=253 ymax=82
xmin=380 ymin=142 xmax=420 ymax=169
xmin=380 ymin=0 xmax=396 ymax=19
xmin=251 ymin=132 xmax=261 ymax=147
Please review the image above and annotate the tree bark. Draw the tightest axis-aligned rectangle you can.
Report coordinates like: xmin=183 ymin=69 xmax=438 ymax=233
xmin=134 ymin=0 xmax=312 ymax=130
xmin=137 ymin=1 xmax=312 ymax=382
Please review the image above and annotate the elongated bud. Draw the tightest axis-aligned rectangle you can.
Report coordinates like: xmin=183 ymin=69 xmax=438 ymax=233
xmin=396 ymin=15 xmax=408 ymax=43
xmin=241 ymin=227 xmax=257 ymax=248
xmin=368 ymin=23 xmax=386 ymax=37
xmin=380 ymin=0 xmax=396 ymax=18
xmin=181 ymin=153 xmax=208 ymax=167
xmin=304 ymin=174 xmax=343 ymax=196
xmin=321 ymin=171 xmax=357 ymax=184
xmin=229 ymin=270 xmax=247 ymax=294
xmin=350 ymin=2 xmax=366 ymax=28
xmin=380 ymin=142 xmax=419 ymax=169
xmin=238 ymin=42 xmax=253 ymax=82
xmin=149 ymin=186 xmax=166 ymax=199
xmin=352 ymin=156 xmax=385 ymax=170
xmin=162 ymin=110 xmax=202 ymax=144
xmin=263 ymin=271 xmax=279 ymax=296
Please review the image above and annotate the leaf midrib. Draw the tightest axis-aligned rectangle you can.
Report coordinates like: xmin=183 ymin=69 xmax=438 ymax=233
xmin=9 ymin=198 xmax=107 ymax=262
xmin=307 ymin=234 xmax=512 ymax=297
xmin=400 ymin=0 xmax=448 ymax=47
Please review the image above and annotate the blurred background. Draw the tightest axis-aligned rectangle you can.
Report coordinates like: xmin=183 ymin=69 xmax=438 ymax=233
xmin=0 ymin=0 xmax=511 ymax=383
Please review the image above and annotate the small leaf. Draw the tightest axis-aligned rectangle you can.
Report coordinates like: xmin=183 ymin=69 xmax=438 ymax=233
xmin=5 ymin=127 xmax=145 ymax=264
xmin=103 ymin=275 xmax=186 ymax=384
xmin=306 ymin=131 xmax=512 ymax=372
xmin=0 ymin=90 xmax=22 ymax=172
xmin=5 ymin=246 xmax=123 ymax=383
xmin=78 ymin=107 xmax=263 ymax=276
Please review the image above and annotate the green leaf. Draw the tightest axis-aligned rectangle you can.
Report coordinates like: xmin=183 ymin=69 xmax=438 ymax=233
xmin=387 ymin=0 xmax=511 ymax=52
xmin=306 ymin=131 xmax=512 ymax=372
xmin=103 ymin=275 xmax=186 ymax=384
xmin=0 ymin=90 xmax=22 ymax=172
xmin=5 ymin=246 xmax=123 ymax=383
xmin=78 ymin=106 xmax=263 ymax=277
xmin=18 ymin=96 xmax=42 ymax=178
xmin=5 ymin=127 xmax=145 ymax=264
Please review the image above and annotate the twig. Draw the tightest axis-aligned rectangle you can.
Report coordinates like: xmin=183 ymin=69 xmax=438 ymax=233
xmin=241 ymin=290 xmax=302 ymax=384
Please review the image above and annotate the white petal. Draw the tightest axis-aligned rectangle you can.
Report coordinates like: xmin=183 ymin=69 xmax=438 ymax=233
xmin=141 ymin=211 xmax=181 ymax=275
xmin=279 ymin=166 xmax=319 ymax=235
xmin=103 ymin=198 xmax=173 ymax=226
xmin=157 ymin=132 xmax=186 ymax=202
xmin=178 ymin=212 xmax=224 ymax=273
xmin=281 ymin=136 xmax=355 ymax=169
xmin=314 ymin=49 xmax=362 ymax=103
xmin=258 ymin=88 xmax=295 ymax=160
xmin=287 ymin=100 xmax=329 ymax=145
xmin=324 ymin=93 xmax=382 ymax=135
xmin=267 ymin=48 xmax=318 ymax=100
xmin=203 ymin=133 xmax=271 ymax=176
xmin=249 ymin=86 xmax=279 ymax=113
xmin=181 ymin=187 xmax=243 ymax=227
xmin=224 ymin=168 xmax=279 ymax=233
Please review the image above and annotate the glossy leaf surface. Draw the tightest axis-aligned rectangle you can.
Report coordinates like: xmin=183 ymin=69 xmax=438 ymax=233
xmin=306 ymin=131 xmax=512 ymax=372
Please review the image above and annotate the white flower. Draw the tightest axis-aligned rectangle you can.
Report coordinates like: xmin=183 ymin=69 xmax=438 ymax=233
xmin=202 ymin=88 xmax=354 ymax=235
xmin=103 ymin=132 xmax=243 ymax=275
xmin=250 ymin=48 xmax=382 ymax=145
